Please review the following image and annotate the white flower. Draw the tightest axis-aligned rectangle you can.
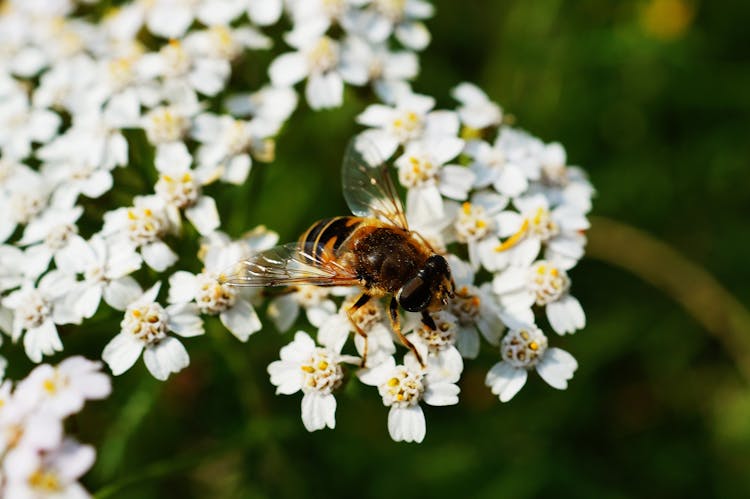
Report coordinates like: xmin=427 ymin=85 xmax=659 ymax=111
xmin=445 ymin=255 xmax=506 ymax=358
xmin=13 ymin=356 xmax=111 ymax=418
xmin=451 ymin=82 xmax=502 ymax=130
xmin=153 ymin=145 xmax=221 ymax=236
xmin=184 ymin=24 xmax=271 ymax=61
xmin=224 ymin=85 xmax=299 ymax=129
xmin=268 ymin=331 xmax=357 ymax=432
xmin=101 ymin=195 xmax=177 ymax=272
xmin=191 ymin=112 xmax=277 ymax=186
xmin=3 ymin=438 xmax=95 ymax=499
xmin=145 ymin=0 xmax=202 ymax=39
xmin=0 ymin=167 xmax=51 ymax=244
xmin=492 ymin=260 xmax=586 ymax=335
xmin=533 ymin=142 xmax=595 ymax=214
xmin=357 ymin=89 xmax=460 ymax=158
xmin=485 ymin=325 xmax=577 ymax=402
xmin=60 ymin=235 xmax=142 ymax=319
xmin=353 ymin=0 xmax=434 ymax=51
xmin=480 ymin=193 xmax=589 ymax=271
xmin=359 ymin=354 xmax=459 ymax=443
xmin=102 ymin=282 xmax=204 ymax=381
xmin=137 ymin=38 xmax=231 ymax=97
xmin=269 ymin=20 xmax=368 ymax=109
xmin=341 ymin=36 xmax=418 ymax=87
xmin=168 ymin=228 xmax=278 ymax=342
xmin=0 ymin=90 xmax=60 ymax=160
xmin=394 ymin=136 xmax=473 ymax=221
xmin=466 ymin=138 xmax=531 ymax=198
xmin=0 ymin=245 xmax=29 ymax=293
xmin=267 ymin=285 xmax=339 ymax=332
xmin=447 ymin=192 xmax=509 ymax=269
xmin=2 ymin=271 xmax=80 ymax=363
xmin=16 ymin=205 xmax=84 ymax=279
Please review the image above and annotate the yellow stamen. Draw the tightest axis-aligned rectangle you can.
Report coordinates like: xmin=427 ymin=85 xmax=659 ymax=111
xmin=387 ymin=377 xmax=400 ymax=387
xmin=317 ymin=361 xmax=329 ymax=371
xmin=495 ymin=219 xmax=529 ymax=252
xmin=43 ymin=379 xmax=56 ymax=394
xmin=301 ymin=365 xmax=315 ymax=374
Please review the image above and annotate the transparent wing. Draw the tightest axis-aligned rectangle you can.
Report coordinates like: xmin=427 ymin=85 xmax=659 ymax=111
xmin=219 ymin=242 xmax=360 ymax=287
xmin=342 ymin=135 xmax=409 ymax=230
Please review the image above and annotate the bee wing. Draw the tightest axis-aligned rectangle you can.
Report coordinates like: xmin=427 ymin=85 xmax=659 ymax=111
xmin=342 ymin=135 xmax=409 ymax=230
xmin=219 ymin=242 xmax=360 ymax=287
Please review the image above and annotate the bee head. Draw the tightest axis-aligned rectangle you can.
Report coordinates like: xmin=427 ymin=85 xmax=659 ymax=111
xmin=397 ymin=255 xmax=454 ymax=312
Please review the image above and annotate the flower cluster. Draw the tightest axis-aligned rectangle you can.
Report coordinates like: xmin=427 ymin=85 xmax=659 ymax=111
xmin=268 ymin=83 xmax=593 ymax=442
xmin=0 ymin=356 xmax=111 ymax=497
xmin=0 ymin=0 xmax=594 ymax=448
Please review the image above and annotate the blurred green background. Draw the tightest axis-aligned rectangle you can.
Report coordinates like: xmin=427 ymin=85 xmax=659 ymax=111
xmin=6 ymin=0 xmax=750 ymax=497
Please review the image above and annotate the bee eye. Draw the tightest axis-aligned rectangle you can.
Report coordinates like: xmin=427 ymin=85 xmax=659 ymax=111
xmin=398 ymin=276 xmax=431 ymax=312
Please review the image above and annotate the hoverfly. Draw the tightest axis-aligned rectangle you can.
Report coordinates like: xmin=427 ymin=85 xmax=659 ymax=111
xmin=220 ymin=137 xmax=455 ymax=366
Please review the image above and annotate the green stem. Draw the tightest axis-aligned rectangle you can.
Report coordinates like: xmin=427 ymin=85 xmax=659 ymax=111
xmin=586 ymin=216 xmax=750 ymax=382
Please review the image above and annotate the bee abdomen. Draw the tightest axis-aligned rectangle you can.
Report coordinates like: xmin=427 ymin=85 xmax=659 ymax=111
xmin=300 ymin=216 xmax=362 ymax=262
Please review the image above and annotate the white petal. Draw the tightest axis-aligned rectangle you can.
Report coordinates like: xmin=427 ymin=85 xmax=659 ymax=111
xmin=269 ymin=52 xmax=308 ymax=86
xmin=301 ymin=392 xmax=337 ymax=431
xmin=357 ymin=104 xmax=392 ymax=127
xmin=267 ymin=295 xmax=299 ymax=332
xmin=406 ymin=185 xmax=444 ymax=222
xmin=24 ymin=320 xmax=63 ymax=363
xmin=141 ymin=241 xmax=178 ymax=272
xmin=395 ymin=22 xmax=431 ymax=51
xmin=456 ymin=325 xmax=480 ymax=359
xmin=439 ymin=166 xmax=475 ymax=200
xmin=546 ymin=295 xmax=585 ymax=335
xmin=74 ymin=284 xmax=103 ymax=319
xmin=155 ymin=142 xmax=192 ymax=174
xmin=317 ymin=313 xmax=351 ymax=353
xmin=185 ymin=196 xmax=220 ymax=235
xmin=248 ymin=0 xmax=283 ymax=25
xmin=167 ymin=271 xmax=198 ymax=304
xmin=222 ymin=154 xmax=251 ymax=184
xmin=494 ymin=165 xmax=528 ymax=198
xmin=485 ymin=361 xmax=528 ymax=402
xmin=166 ymin=303 xmax=204 ymax=337
xmin=104 ymin=276 xmax=142 ymax=311
xmin=536 ymin=347 xmax=577 ymax=390
xmin=268 ymin=360 xmax=303 ymax=394
xmin=219 ymin=300 xmax=262 ymax=342
xmin=305 ymin=72 xmax=343 ymax=110
xmin=102 ymin=332 xmax=143 ymax=376
xmin=357 ymin=356 xmax=396 ymax=386
xmin=143 ymin=337 xmax=189 ymax=381
xmin=492 ymin=267 xmax=528 ymax=295
xmin=388 ymin=405 xmax=425 ymax=443
xmin=423 ymin=381 xmax=460 ymax=406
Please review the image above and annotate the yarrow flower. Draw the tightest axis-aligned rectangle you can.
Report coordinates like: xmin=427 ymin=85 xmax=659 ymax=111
xmin=268 ymin=331 xmax=358 ymax=431
xmin=102 ymin=282 xmax=204 ymax=380
xmin=485 ymin=325 xmax=578 ymax=402
xmin=0 ymin=356 xmax=110 ymax=498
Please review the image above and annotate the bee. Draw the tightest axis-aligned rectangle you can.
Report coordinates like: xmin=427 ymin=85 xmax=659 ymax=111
xmin=220 ymin=137 xmax=455 ymax=366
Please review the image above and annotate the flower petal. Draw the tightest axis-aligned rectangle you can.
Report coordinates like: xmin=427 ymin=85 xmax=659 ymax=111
xmin=301 ymin=392 xmax=337 ymax=431
xmin=102 ymin=332 xmax=144 ymax=376
xmin=143 ymin=337 xmax=189 ymax=381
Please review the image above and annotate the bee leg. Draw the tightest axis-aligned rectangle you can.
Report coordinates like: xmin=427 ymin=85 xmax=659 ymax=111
xmin=421 ymin=311 xmax=437 ymax=331
xmin=346 ymin=293 xmax=371 ymax=368
xmin=389 ymin=297 xmax=424 ymax=368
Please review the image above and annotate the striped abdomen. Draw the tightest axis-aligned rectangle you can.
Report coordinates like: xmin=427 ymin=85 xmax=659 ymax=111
xmin=299 ymin=216 xmax=364 ymax=263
